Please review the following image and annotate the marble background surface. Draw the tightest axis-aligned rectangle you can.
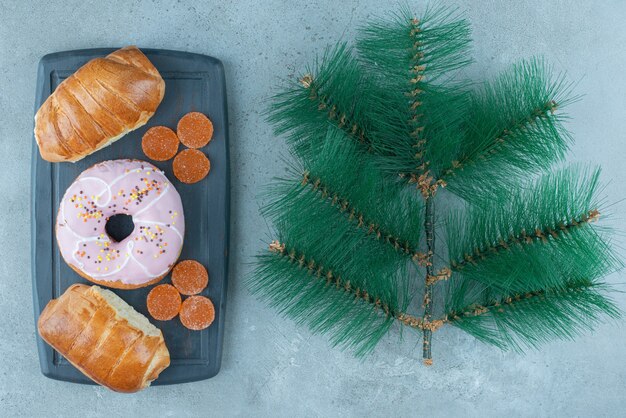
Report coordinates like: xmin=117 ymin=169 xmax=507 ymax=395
xmin=1 ymin=1 xmax=625 ymax=416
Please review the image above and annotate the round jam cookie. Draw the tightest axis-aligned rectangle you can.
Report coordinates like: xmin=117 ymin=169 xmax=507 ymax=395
xmin=141 ymin=126 xmax=179 ymax=161
xmin=177 ymin=112 xmax=214 ymax=149
xmin=56 ymin=160 xmax=185 ymax=289
xmin=147 ymin=284 xmax=182 ymax=321
xmin=171 ymin=260 xmax=208 ymax=295
xmin=179 ymin=296 xmax=215 ymax=331
xmin=172 ymin=149 xmax=210 ymax=184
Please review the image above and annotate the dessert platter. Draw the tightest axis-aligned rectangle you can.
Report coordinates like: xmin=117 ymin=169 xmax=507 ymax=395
xmin=31 ymin=46 xmax=229 ymax=391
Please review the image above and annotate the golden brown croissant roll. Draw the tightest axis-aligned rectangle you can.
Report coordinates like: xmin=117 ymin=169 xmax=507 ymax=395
xmin=34 ymin=46 xmax=165 ymax=162
xmin=37 ymin=284 xmax=170 ymax=393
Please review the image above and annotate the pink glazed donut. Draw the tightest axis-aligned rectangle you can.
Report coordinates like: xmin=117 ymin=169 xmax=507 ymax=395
xmin=56 ymin=160 xmax=185 ymax=289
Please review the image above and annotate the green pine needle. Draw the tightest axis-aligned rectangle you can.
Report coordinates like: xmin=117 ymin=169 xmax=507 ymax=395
xmin=446 ymin=165 xmax=621 ymax=294
xmin=262 ymin=127 xmax=424 ymax=255
xmin=445 ymin=277 xmax=620 ymax=352
xmin=357 ymin=5 xmax=472 ymax=82
xmin=252 ymin=128 xmax=424 ymax=355
xmin=267 ymin=43 xmax=373 ymax=158
xmin=251 ymin=250 xmax=400 ymax=357
xmin=356 ymin=5 xmax=472 ymax=178
xmin=443 ymin=58 xmax=577 ymax=200
xmin=249 ymin=209 xmax=415 ymax=356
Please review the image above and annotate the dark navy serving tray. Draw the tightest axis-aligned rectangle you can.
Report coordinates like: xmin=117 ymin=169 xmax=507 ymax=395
xmin=31 ymin=48 xmax=229 ymax=385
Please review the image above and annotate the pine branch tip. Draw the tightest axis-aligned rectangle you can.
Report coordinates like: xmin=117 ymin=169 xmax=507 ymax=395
xmin=269 ymin=240 xmax=286 ymax=254
xmin=299 ymin=73 xmax=314 ymax=89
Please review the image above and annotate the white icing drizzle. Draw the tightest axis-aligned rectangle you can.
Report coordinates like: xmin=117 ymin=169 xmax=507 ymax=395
xmin=70 ymin=236 xmax=104 ymax=268
xmin=133 ymin=182 xmax=170 ymax=217
xmin=79 ymin=240 xmax=135 ymax=278
xmin=133 ymin=219 xmax=184 ymax=242
xmin=78 ymin=176 xmax=112 ymax=207
xmin=128 ymin=249 xmax=172 ymax=279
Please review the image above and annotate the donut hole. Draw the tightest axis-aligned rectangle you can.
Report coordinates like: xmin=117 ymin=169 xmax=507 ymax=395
xmin=105 ymin=214 xmax=135 ymax=242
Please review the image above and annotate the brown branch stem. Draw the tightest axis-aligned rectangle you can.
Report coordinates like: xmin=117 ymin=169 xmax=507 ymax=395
xmin=407 ymin=18 xmax=434 ymax=189
xmin=422 ymin=197 xmax=435 ymax=365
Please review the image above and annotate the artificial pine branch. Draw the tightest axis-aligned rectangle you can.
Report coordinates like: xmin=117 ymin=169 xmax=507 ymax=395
xmin=261 ymin=128 xmax=424 ymax=261
xmin=445 ymin=278 xmax=620 ymax=352
xmin=355 ymin=5 xmax=473 ymax=364
xmin=252 ymin=128 xmax=427 ymax=356
xmin=357 ymin=5 xmax=472 ymax=187
xmin=268 ymin=44 xmax=374 ymax=158
xmin=256 ymin=240 xmax=442 ymax=354
xmin=442 ymin=59 xmax=577 ymax=201
xmin=251 ymin=4 xmax=623 ymax=365
xmin=299 ymin=170 xmax=420 ymax=258
xmin=253 ymin=241 xmax=402 ymax=356
xmin=445 ymin=165 xmax=621 ymax=294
